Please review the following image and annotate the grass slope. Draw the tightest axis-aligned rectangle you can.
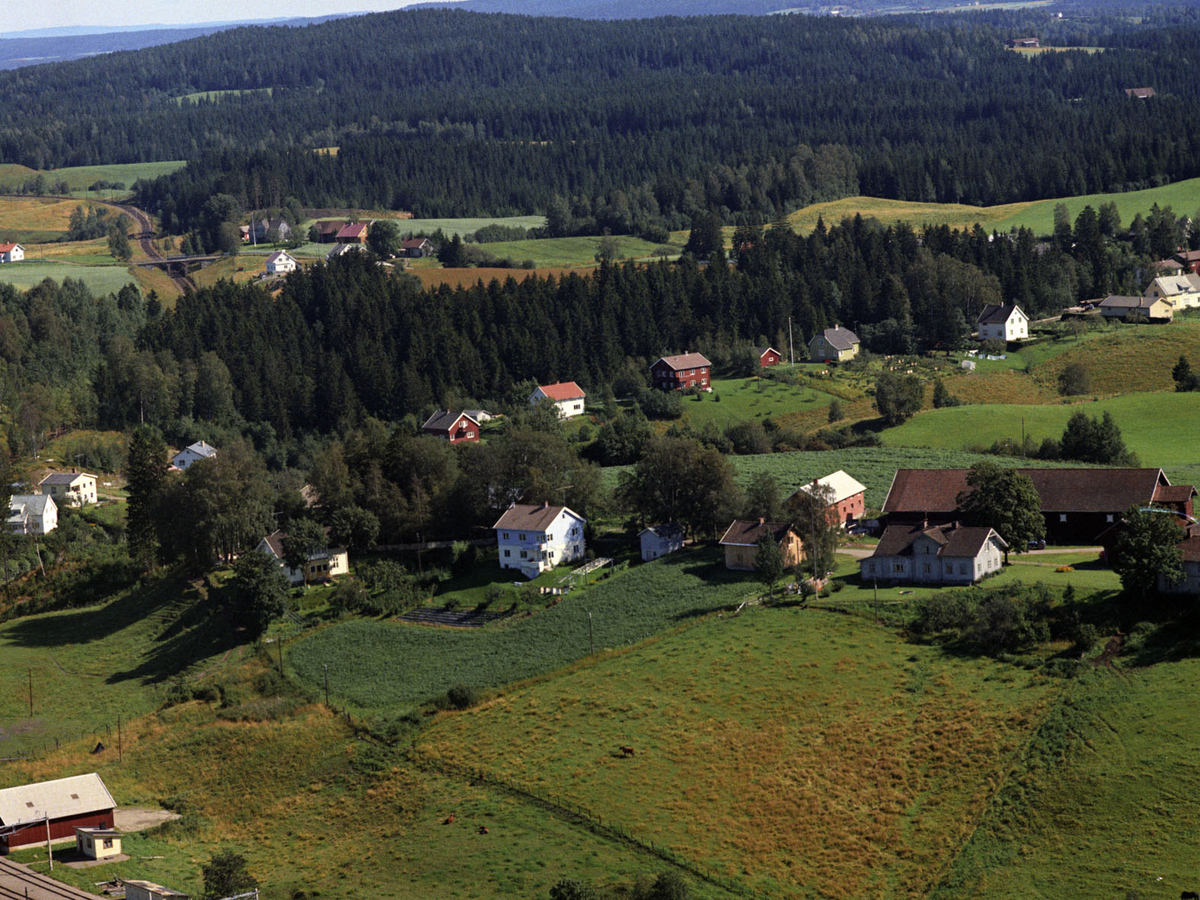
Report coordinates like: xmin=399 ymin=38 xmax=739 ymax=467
xmin=783 ymin=177 xmax=1200 ymax=237
xmin=0 ymin=260 xmax=135 ymax=295
xmin=0 ymin=574 xmax=245 ymax=756
xmin=679 ymin=374 xmax=838 ymax=429
xmin=881 ymin=391 xmax=1200 ymax=466
xmin=0 ymin=161 xmax=187 ymax=197
xmin=416 ymin=607 xmax=1058 ymax=899
xmin=472 ymin=234 xmax=675 ymax=267
xmin=936 ymin=660 xmax=1200 ymax=898
xmin=287 ymin=548 xmax=759 ymax=714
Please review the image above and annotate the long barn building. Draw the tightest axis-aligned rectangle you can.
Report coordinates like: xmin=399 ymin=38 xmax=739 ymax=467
xmin=0 ymin=773 xmax=116 ymax=852
xmin=882 ymin=468 xmax=1195 ymax=545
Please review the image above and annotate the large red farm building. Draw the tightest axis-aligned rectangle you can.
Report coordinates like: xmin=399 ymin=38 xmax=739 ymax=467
xmin=0 ymin=773 xmax=116 ymax=852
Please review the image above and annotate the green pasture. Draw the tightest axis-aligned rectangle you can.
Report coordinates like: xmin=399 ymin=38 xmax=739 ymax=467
xmin=882 ymin=391 xmax=1200 ymax=466
xmin=0 ymin=261 xmax=135 ymax=295
xmin=937 ymin=657 xmax=1200 ymax=898
xmin=679 ymin=375 xmax=835 ymax=428
xmin=416 ymin=599 xmax=1060 ymax=899
xmin=0 ymin=574 xmax=247 ymax=755
xmin=287 ymin=547 xmax=759 ymax=714
xmin=390 ymin=215 xmax=546 ymax=237
xmin=990 ymin=176 xmax=1200 ymax=234
xmin=468 ymin=234 xmax=675 ymax=267
xmin=0 ymin=160 xmax=187 ymax=197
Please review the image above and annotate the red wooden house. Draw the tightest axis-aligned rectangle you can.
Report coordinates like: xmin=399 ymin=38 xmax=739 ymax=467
xmin=756 ymin=346 xmax=781 ymax=367
xmin=421 ymin=410 xmax=481 ymax=444
xmin=336 ymin=222 xmax=370 ymax=244
xmin=0 ymin=773 xmax=116 ymax=851
xmin=650 ymin=353 xmax=712 ymax=391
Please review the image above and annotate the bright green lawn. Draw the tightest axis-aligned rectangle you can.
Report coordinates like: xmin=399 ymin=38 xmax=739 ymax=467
xmin=473 ymin=235 xmax=675 ymax=267
xmin=882 ymin=391 xmax=1200 ymax=466
xmin=392 ymin=215 xmax=546 ymax=237
xmin=680 ymin=375 xmax=835 ymax=428
xmin=990 ymin=176 xmax=1200 ymax=234
xmin=0 ymin=260 xmax=134 ymax=295
xmin=936 ymin=658 xmax=1200 ymax=898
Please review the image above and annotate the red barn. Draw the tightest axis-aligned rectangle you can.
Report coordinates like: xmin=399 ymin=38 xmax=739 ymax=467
xmin=756 ymin=346 xmax=782 ymax=367
xmin=650 ymin=353 xmax=712 ymax=391
xmin=0 ymin=773 xmax=116 ymax=852
xmin=335 ymin=222 xmax=370 ymax=244
xmin=421 ymin=410 xmax=481 ymax=444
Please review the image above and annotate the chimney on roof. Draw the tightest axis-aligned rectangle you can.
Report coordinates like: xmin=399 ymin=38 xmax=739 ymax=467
xmin=543 ymin=500 xmax=550 ymax=508
xmin=758 ymin=517 xmax=765 ymax=525
xmin=834 ymin=323 xmax=839 ymax=330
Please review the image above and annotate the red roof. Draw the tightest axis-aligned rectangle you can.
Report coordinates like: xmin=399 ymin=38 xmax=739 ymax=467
xmin=535 ymin=381 xmax=585 ymax=401
xmin=401 ymin=238 xmax=431 ymax=249
xmin=336 ymin=223 xmax=369 ymax=240
xmin=0 ymin=243 xmax=19 ymax=253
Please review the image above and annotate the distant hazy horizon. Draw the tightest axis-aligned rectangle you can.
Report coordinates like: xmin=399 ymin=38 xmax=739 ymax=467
xmin=0 ymin=1 xmax=455 ymax=35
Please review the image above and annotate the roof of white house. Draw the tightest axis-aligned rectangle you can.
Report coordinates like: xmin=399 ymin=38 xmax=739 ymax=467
xmin=1147 ymin=274 xmax=1200 ymax=295
xmin=0 ymin=243 xmax=23 ymax=253
xmin=976 ymin=303 xmax=1025 ymax=325
xmin=0 ymin=773 xmax=116 ymax=825
xmin=811 ymin=326 xmax=859 ymax=350
xmin=39 ymin=472 xmax=95 ymax=487
xmin=8 ymin=494 xmax=53 ymax=521
xmin=181 ymin=441 xmax=217 ymax=459
xmin=493 ymin=502 xmax=584 ymax=531
xmin=640 ymin=522 xmax=684 ymax=540
xmin=533 ymin=382 xmax=586 ymax=402
xmin=259 ymin=529 xmax=340 ymax=563
xmin=793 ymin=470 xmax=866 ymax=506
xmin=265 ymin=250 xmax=295 ymax=265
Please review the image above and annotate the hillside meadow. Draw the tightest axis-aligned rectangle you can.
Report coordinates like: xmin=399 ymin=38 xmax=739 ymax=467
xmin=415 ymin=606 xmax=1060 ymax=899
xmin=881 ymin=391 xmax=1200 ymax=466
xmin=0 ymin=260 xmax=135 ymax=295
xmin=0 ymin=160 xmax=187 ymax=197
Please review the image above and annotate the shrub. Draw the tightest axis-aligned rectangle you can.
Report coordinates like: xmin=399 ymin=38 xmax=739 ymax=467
xmin=446 ymin=683 xmax=480 ymax=709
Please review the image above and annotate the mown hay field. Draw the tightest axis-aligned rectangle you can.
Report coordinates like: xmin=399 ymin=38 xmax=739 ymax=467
xmin=881 ymin=391 xmax=1200 ymax=466
xmin=0 ymin=260 xmax=135 ymax=295
xmin=416 ymin=607 xmax=1058 ymax=899
xmin=477 ymin=234 xmax=675 ymax=267
xmin=1030 ymin=321 xmax=1200 ymax=395
xmin=0 ymin=197 xmax=112 ymax=239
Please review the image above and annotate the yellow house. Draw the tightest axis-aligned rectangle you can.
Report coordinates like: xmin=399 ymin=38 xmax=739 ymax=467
xmin=74 ymin=826 xmax=122 ymax=860
xmin=38 ymin=471 xmax=98 ymax=507
xmin=257 ymin=530 xmax=350 ymax=585
xmin=719 ymin=519 xmax=805 ymax=571
xmin=808 ymin=325 xmax=860 ymax=363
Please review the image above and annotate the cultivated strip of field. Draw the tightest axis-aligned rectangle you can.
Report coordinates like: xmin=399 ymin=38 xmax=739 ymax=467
xmin=287 ymin=548 xmax=758 ymax=714
xmin=0 ymin=260 xmax=135 ymax=295
xmin=0 ymin=197 xmax=112 ymax=241
xmin=416 ymin=608 xmax=1058 ymax=899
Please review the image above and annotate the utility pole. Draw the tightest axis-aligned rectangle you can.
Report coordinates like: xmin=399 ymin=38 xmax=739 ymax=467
xmin=45 ymin=816 xmax=52 ymax=870
xmin=789 ymin=316 xmax=795 ymax=365
xmin=118 ymin=714 xmax=122 ymax=763
xmin=587 ymin=612 xmax=594 ymax=655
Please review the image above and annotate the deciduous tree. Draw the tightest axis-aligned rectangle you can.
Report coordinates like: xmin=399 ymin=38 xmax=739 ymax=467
xmin=956 ymin=462 xmax=1045 ymax=557
xmin=1112 ymin=506 xmax=1184 ymax=604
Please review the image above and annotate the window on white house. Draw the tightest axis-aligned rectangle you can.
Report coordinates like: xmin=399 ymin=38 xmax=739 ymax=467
xmin=1107 ymin=514 xmax=1114 ymax=523
xmin=519 ymin=533 xmax=526 ymax=541
xmin=504 ymin=550 xmax=510 ymax=557
xmin=503 ymin=532 xmax=509 ymax=540
xmin=1059 ymin=514 xmax=1067 ymax=522
xmin=520 ymin=550 xmax=527 ymax=559
xmin=893 ymin=563 xmax=904 ymax=573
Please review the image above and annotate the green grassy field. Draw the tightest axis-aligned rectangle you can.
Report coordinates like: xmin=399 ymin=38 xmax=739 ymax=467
xmin=0 ymin=260 xmax=134 ymax=295
xmin=416 ymin=603 xmax=1060 ymax=899
xmin=678 ymin=375 xmax=837 ymax=428
xmin=174 ymin=88 xmax=272 ymax=105
xmin=0 ymin=574 xmax=246 ymax=756
xmin=782 ymin=176 xmax=1200 ymax=237
xmin=475 ymin=235 xmax=677 ymax=267
xmin=935 ymin=658 xmax=1200 ymax=898
xmin=287 ymin=547 xmax=760 ymax=714
xmin=0 ymin=161 xmax=187 ymax=197
xmin=393 ymin=215 xmax=546 ymax=237
xmin=882 ymin=391 xmax=1200 ymax=466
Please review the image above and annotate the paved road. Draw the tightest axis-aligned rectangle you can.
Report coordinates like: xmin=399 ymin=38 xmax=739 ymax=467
xmin=0 ymin=857 xmax=98 ymax=900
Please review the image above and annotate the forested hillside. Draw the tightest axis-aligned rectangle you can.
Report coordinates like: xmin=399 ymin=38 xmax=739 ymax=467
xmin=0 ymin=8 xmax=1197 ymax=230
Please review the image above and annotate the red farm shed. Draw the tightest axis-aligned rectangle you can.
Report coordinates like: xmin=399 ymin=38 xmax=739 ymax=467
xmin=0 ymin=773 xmax=116 ymax=852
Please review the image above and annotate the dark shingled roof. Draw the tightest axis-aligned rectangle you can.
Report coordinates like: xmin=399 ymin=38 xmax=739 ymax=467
xmin=1154 ymin=484 xmax=1196 ymax=504
xmin=813 ymin=327 xmax=858 ymax=351
xmin=641 ymin=522 xmax=684 ymax=541
xmin=719 ymin=519 xmax=795 ymax=546
xmin=976 ymin=303 xmax=1022 ymax=326
xmin=422 ymin=410 xmax=478 ymax=432
xmin=653 ymin=353 xmax=712 ymax=371
xmin=883 ymin=468 xmax=1173 ymax=516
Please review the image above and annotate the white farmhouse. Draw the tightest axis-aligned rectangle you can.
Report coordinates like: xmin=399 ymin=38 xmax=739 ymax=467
xmin=639 ymin=522 xmax=684 ymax=562
xmin=172 ymin=440 xmax=217 ymax=471
xmin=493 ymin=502 xmax=586 ymax=578
xmin=529 ymin=382 xmax=586 ymax=418
xmin=860 ymin=523 xmax=1007 ymax=585
xmin=975 ymin=303 xmax=1028 ymax=341
xmin=38 ymin=471 xmax=97 ymax=507
xmin=8 ymin=494 xmax=57 ymax=535
xmin=1144 ymin=273 xmax=1200 ymax=309
xmin=0 ymin=243 xmax=24 ymax=264
xmin=265 ymin=250 xmax=298 ymax=276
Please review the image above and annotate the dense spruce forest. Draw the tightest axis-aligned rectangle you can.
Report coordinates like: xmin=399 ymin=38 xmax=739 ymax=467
xmin=0 ymin=8 xmax=1197 ymax=233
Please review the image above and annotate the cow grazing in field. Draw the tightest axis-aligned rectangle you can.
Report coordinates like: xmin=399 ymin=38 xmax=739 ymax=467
xmin=620 ymin=745 xmax=635 ymax=757
xmin=479 ymin=826 xmax=489 ymax=835
xmin=1181 ymin=891 xmax=1198 ymax=900
xmin=442 ymin=815 xmax=455 ymax=825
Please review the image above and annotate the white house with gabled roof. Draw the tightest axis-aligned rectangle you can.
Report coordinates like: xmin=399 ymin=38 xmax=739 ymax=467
xmin=975 ymin=304 xmax=1028 ymax=341
xmin=530 ymin=382 xmax=586 ymax=418
xmin=172 ymin=440 xmax=217 ymax=471
xmin=8 ymin=493 xmax=57 ymax=534
xmin=265 ymin=250 xmax=298 ymax=275
xmin=38 ymin=471 xmax=97 ymax=507
xmin=493 ymin=502 xmax=586 ymax=578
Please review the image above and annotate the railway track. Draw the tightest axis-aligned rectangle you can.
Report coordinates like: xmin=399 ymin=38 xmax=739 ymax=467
xmin=0 ymin=857 xmax=98 ymax=900
xmin=107 ymin=202 xmax=195 ymax=294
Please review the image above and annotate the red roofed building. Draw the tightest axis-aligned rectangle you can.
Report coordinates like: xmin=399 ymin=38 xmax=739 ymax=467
xmin=0 ymin=773 xmax=115 ymax=851
xmin=336 ymin=222 xmax=370 ymax=244
xmin=401 ymin=238 xmax=434 ymax=258
xmin=0 ymin=243 xmax=24 ymax=264
xmin=756 ymin=346 xmax=781 ymax=367
xmin=530 ymin=382 xmax=586 ymax=418
xmin=882 ymin=467 xmax=1191 ymax=545
xmin=650 ymin=353 xmax=712 ymax=391
xmin=421 ymin=410 xmax=481 ymax=444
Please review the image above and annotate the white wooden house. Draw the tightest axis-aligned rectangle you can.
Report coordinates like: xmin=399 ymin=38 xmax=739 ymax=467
xmin=493 ymin=502 xmax=586 ymax=578
xmin=975 ymin=304 xmax=1028 ymax=341
xmin=529 ymin=382 xmax=586 ymax=418
xmin=0 ymin=243 xmax=25 ymax=264
xmin=171 ymin=441 xmax=217 ymax=470
xmin=8 ymin=493 xmax=57 ymax=535
xmin=860 ymin=523 xmax=1006 ymax=585
xmin=265 ymin=250 xmax=298 ymax=275
xmin=639 ymin=523 xmax=684 ymax=561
